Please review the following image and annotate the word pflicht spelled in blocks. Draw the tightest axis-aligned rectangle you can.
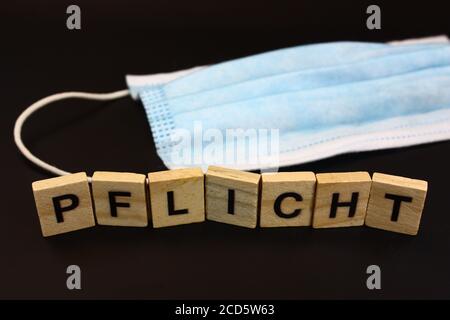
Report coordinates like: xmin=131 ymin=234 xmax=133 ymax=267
xmin=31 ymin=166 xmax=428 ymax=237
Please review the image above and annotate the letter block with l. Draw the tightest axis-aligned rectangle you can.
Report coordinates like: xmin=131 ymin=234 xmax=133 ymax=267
xmin=148 ymin=168 xmax=205 ymax=228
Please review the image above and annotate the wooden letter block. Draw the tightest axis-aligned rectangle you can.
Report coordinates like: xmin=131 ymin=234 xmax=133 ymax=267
xmin=206 ymin=166 xmax=260 ymax=228
xmin=260 ymin=172 xmax=316 ymax=227
xmin=32 ymin=172 xmax=95 ymax=237
xmin=365 ymin=173 xmax=428 ymax=235
xmin=92 ymin=172 xmax=148 ymax=227
xmin=313 ymin=172 xmax=372 ymax=228
xmin=148 ymin=168 xmax=205 ymax=228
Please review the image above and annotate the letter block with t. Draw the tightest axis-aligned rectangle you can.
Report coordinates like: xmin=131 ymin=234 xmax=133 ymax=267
xmin=148 ymin=168 xmax=205 ymax=228
xmin=32 ymin=172 xmax=95 ymax=237
xmin=206 ymin=166 xmax=260 ymax=228
xmin=92 ymin=172 xmax=148 ymax=227
xmin=313 ymin=172 xmax=372 ymax=228
xmin=260 ymin=172 xmax=316 ymax=227
xmin=365 ymin=173 xmax=428 ymax=235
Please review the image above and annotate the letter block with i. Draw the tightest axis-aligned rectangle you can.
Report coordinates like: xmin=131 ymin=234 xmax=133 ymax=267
xmin=313 ymin=172 xmax=372 ymax=228
xmin=205 ymin=166 xmax=260 ymax=228
xmin=365 ymin=173 xmax=428 ymax=235
xmin=148 ymin=168 xmax=205 ymax=228
xmin=32 ymin=172 xmax=96 ymax=237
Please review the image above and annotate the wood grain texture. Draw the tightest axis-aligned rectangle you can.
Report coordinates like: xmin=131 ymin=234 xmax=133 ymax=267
xmin=260 ymin=172 xmax=316 ymax=227
xmin=32 ymin=172 xmax=95 ymax=237
xmin=206 ymin=166 xmax=260 ymax=228
xmin=148 ymin=168 xmax=205 ymax=228
xmin=92 ymin=171 xmax=148 ymax=227
xmin=365 ymin=172 xmax=428 ymax=235
xmin=313 ymin=172 xmax=372 ymax=229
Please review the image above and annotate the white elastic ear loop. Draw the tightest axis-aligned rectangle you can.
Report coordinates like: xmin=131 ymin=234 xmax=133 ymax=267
xmin=14 ymin=90 xmax=130 ymax=182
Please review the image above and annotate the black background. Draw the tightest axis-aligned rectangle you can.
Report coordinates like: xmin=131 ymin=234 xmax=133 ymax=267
xmin=1 ymin=0 xmax=450 ymax=299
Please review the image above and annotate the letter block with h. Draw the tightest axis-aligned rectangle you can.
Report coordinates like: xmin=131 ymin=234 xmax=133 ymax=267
xmin=313 ymin=172 xmax=372 ymax=228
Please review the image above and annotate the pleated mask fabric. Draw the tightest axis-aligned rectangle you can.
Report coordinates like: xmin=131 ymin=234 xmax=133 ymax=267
xmin=127 ymin=36 xmax=450 ymax=171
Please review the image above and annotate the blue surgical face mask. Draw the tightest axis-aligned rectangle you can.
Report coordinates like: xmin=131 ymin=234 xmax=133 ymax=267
xmin=16 ymin=37 xmax=450 ymax=177
xmin=126 ymin=37 xmax=450 ymax=171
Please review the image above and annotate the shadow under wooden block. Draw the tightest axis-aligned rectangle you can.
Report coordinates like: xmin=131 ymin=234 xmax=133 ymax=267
xmin=148 ymin=168 xmax=205 ymax=228
xmin=92 ymin=172 xmax=148 ymax=227
xmin=32 ymin=172 xmax=95 ymax=237
xmin=365 ymin=173 xmax=428 ymax=235
xmin=260 ymin=172 xmax=316 ymax=227
xmin=313 ymin=172 xmax=372 ymax=228
xmin=206 ymin=166 xmax=260 ymax=228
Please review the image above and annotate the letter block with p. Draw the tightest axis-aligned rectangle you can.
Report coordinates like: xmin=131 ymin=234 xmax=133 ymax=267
xmin=32 ymin=172 xmax=95 ymax=237
xmin=365 ymin=173 xmax=427 ymax=235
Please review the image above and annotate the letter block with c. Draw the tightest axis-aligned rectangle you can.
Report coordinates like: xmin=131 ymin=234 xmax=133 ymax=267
xmin=260 ymin=172 xmax=316 ymax=227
